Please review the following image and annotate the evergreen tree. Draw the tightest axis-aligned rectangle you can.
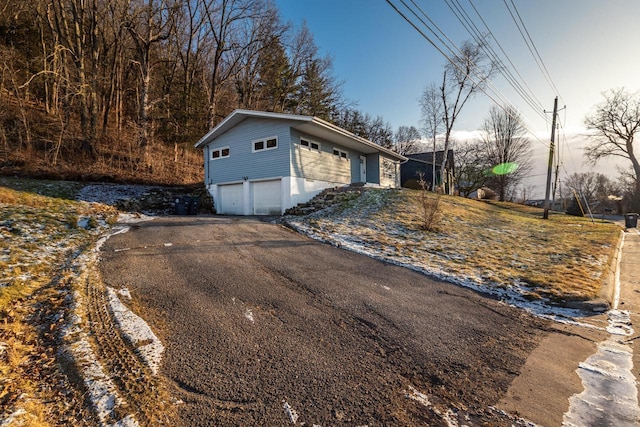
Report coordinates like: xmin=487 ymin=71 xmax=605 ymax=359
xmin=295 ymin=57 xmax=341 ymax=120
xmin=256 ymin=37 xmax=293 ymax=112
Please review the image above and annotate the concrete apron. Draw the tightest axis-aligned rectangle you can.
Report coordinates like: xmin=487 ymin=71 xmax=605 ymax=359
xmin=498 ymin=228 xmax=640 ymax=426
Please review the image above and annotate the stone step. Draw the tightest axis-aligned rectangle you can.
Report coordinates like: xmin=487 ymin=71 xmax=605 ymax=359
xmin=284 ymin=185 xmax=368 ymax=216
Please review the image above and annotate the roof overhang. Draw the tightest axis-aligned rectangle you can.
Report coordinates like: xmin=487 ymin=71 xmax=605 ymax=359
xmin=195 ymin=109 xmax=406 ymax=162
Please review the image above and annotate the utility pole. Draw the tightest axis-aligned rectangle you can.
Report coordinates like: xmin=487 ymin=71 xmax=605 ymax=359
xmin=543 ymin=96 xmax=558 ymax=219
xmin=552 ymin=148 xmax=560 ymax=207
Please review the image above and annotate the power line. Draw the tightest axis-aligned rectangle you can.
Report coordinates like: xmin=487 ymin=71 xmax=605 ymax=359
xmin=503 ymin=0 xmax=564 ymax=104
xmin=466 ymin=0 xmax=547 ymax=112
xmin=443 ymin=0 xmax=548 ymax=122
xmin=385 ymin=0 xmax=551 ymax=148
xmin=445 ymin=0 xmax=544 ymax=117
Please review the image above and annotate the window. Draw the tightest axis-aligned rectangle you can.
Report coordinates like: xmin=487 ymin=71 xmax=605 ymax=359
xmin=211 ymin=147 xmax=230 ymax=160
xmin=300 ymin=138 xmax=320 ymax=152
xmin=333 ymin=148 xmax=348 ymax=160
xmin=253 ymin=136 xmax=278 ymax=152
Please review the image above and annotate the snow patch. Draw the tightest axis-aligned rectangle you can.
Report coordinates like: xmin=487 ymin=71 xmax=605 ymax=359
xmin=60 ymin=291 xmax=139 ymax=427
xmin=77 ymin=183 xmax=159 ymax=206
xmin=563 ymin=229 xmax=639 ymax=426
xmin=406 ymin=385 xmax=463 ymax=427
xmin=1 ymin=408 xmax=26 ymax=426
xmin=563 ymin=337 xmax=640 ymax=426
xmin=283 ymin=401 xmax=299 ymax=424
xmin=606 ymin=309 xmax=633 ymax=336
xmin=117 ymin=287 xmax=132 ymax=300
xmin=107 ymin=287 xmax=164 ymax=375
xmin=406 ymin=385 xmax=431 ymax=407
xmin=244 ymin=309 xmax=255 ymax=323
xmin=117 ymin=212 xmax=156 ymax=223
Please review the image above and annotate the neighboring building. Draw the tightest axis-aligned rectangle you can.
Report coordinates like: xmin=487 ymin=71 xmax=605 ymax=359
xmin=400 ymin=150 xmax=455 ymax=193
xmin=194 ymin=110 xmax=407 ymax=215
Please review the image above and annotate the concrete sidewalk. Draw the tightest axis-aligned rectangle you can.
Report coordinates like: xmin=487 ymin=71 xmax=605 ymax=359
xmin=498 ymin=226 xmax=640 ymax=426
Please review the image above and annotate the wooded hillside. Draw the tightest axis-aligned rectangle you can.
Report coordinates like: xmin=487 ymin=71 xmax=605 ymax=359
xmin=0 ymin=0 xmax=349 ymax=184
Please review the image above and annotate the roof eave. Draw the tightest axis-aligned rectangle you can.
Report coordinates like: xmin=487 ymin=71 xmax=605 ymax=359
xmin=310 ymin=117 xmax=407 ymax=162
xmin=194 ymin=110 xmax=407 ymax=162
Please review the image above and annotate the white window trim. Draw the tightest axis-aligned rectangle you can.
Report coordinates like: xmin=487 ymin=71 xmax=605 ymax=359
xmin=333 ymin=147 xmax=349 ymax=160
xmin=252 ymin=136 xmax=278 ymax=153
xmin=300 ymin=138 xmax=321 ymax=152
xmin=211 ymin=146 xmax=230 ymax=160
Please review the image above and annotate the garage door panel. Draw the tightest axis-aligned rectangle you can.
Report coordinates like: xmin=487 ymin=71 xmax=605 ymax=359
xmin=219 ymin=184 xmax=244 ymax=215
xmin=252 ymin=180 xmax=281 ymax=215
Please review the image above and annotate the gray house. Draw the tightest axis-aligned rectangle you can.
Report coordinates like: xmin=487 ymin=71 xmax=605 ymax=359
xmin=194 ymin=110 xmax=407 ymax=215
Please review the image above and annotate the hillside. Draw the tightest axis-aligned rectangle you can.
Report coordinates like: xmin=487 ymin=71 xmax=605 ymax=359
xmin=287 ymin=188 xmax=622 ymax=308
xmin=0 ymin=93 xmax=203 ymax=186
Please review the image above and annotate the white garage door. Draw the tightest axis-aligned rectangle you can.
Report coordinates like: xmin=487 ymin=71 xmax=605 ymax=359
xmin=252 ymin=180 xmax=282 ymax=215
xmin=219 ymin=183 xmax=244 ymax=215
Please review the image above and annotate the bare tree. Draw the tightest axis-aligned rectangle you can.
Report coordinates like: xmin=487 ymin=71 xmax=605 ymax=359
xmin=394 ymin=125 xmax=421 ymax=155
xmin=563 ymin=172 xmax=619 ymax=213
xmin=419 ymin=83 xmax=443 ymax=190
xmin=47 ymin=0 xmax=102 ymax=155
xmin=584 ymin=88 xmax=640 ymax=211
xmin=125 ymin=0 xmax=177 ymax=161
xmin=439 ymin=39 xmax=496 ymax=194
xmin=201 ymin=0 xmax=277 ymax=127
xmin=480 ymin=105 xmax=532 ymax=201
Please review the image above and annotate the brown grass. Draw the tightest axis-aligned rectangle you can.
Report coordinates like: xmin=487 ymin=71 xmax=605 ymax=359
xmin=1 ymin=183 xmax=116 ymax=423
xmin=303 ymin=189 xmax=621 ymax=302
xmin=398 ymin=191 xmax=620 ymax=300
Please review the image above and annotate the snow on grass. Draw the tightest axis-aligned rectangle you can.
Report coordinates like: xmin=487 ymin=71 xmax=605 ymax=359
xmin=1 ymin=182 xmax=165 ymax=424
xmin=286 ymin=189 xmax=621 ymax=320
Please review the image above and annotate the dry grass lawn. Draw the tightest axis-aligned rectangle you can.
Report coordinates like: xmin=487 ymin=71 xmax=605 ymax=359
xmin=294 ymin=189 xmax=621 ymax=303
xmin=0 ymin=181 xmax=117 ymax=424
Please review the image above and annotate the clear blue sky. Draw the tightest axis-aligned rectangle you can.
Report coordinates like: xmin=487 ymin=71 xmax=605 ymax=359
xmin=274 ymin=0 xmax=640 ymax=196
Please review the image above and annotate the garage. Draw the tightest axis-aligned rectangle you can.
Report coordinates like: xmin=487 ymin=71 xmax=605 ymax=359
xmin=252 ymin=180 xmax=282 ymax=215
xmin=218 ymin=183 xmax=244 ymax=215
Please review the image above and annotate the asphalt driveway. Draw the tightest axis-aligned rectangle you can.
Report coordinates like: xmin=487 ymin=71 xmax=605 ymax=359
xmin=98 ymin=216 xmax=548 ymax=426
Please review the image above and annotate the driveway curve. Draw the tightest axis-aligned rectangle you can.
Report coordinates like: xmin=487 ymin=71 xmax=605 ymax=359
xmin=98 ymin=216 xmax=548 ymax=426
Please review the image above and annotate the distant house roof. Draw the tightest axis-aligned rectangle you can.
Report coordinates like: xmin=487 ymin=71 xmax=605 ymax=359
xmin=194 ymin=109 xmax=406 ymax=161
xmin=405 ymin=150 xmax=454 ymax=166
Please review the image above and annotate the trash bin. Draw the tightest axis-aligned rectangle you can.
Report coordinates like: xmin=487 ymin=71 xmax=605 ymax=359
xmin=625 ymin=213 xmax=638 ymax=228
xmin=188 ymin=196 xmax=200 ymax=215
xmin=173 ymin=196 xmax=188 ymax=215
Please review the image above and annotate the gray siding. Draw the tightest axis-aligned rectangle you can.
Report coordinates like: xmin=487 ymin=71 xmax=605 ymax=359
xmin=290 ymin=130 xmax=355 ymax=184
xmin=205 ymin=118 xmax=291 ymax=184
